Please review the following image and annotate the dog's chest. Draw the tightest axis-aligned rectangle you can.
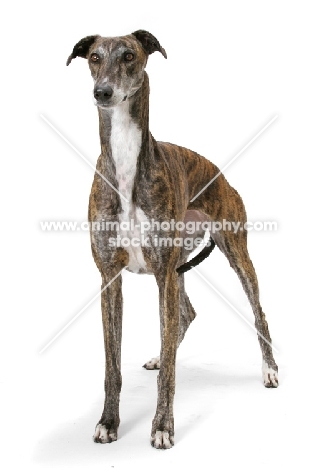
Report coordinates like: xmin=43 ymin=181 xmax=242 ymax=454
xmin=110 ymin=103 xmax=148 ymax=273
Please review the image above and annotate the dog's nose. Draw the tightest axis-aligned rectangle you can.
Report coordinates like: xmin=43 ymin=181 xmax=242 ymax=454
xmin=94 ymin=86 xmax=113 ymax=101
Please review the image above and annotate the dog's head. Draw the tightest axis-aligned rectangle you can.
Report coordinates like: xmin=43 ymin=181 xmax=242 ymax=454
xmin=67 ymin=30 xmax=167 ymax=108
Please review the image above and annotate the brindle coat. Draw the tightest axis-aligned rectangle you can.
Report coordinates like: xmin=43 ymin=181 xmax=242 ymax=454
xmin=67 ymin=30 xmax=278 ymax=449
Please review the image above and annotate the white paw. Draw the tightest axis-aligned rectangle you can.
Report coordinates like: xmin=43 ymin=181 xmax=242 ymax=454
xmin=262 ymin=360 xmax=279 ymax=388
xmin=93 ymin=424 xmax=117 ymax=444
xmin=143 ymin=356 xmax=160 ymax=370
xmin=151 ymin=430 xmax=174 ymax=449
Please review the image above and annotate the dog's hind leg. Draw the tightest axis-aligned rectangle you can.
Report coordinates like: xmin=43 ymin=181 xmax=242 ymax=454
xmin=213 ymin=227 xmax=278 ymax=387
xmin=143 ymin=274 xmax=196 ymax=370
xmin=190 ymin=170 xmax=278 ymax=387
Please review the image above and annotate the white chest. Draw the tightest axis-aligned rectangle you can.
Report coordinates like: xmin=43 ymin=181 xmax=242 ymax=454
xmin=110 ymin=102 xmax=148 ymax=273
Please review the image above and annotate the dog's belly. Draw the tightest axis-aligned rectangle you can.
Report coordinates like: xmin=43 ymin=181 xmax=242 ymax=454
xmin=182 ymin=209 xmax=209 ymax=236
xmin=122 ymin=209 xmax=209 ymax=274
xmin=120 ymin=206 xmax=151 ymax=274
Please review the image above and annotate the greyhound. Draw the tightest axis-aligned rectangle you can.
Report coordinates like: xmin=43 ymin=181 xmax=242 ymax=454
xmin=66 ymin=30 xmax=278 ymax=449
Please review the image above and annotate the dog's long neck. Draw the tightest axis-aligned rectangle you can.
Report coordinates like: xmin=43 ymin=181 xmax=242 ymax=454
xmin=98 ymin=72 xmax=152 ymax=208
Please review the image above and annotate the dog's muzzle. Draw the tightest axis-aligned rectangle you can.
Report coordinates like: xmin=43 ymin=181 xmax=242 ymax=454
xmin=94 ymin=85 xmax=113 ymax=105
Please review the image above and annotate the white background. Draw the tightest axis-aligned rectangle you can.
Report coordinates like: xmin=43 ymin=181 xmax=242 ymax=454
xmin=1 ymin=1 xmax=311 ymax=467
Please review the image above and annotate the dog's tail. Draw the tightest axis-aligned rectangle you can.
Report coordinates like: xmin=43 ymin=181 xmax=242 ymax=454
xmin=176 ymin=237 xmax=216 ymax=275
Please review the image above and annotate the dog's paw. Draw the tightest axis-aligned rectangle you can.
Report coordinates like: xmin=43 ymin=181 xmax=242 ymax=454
xmin=151 ymin=430 xmax=174 ymax=449
xmin=262 ymin=361 xmax=279 ymax=388
xmin=93 ymin=424 xmax=117 ymax=444
xmin=143 ymin=356 xmax=160 ymax=370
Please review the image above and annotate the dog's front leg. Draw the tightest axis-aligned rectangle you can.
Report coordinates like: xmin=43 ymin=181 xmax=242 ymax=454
xmin=151 ymin=267 xmax=180 ymax=449
xmin=93 ymin=266 xmax=123 ymax=444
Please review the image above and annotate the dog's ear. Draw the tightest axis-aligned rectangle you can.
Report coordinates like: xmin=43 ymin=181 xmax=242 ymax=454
xmin=132 ymin=30 xmax=167 ymax=59
xmin=66 ymin=35 xmax=99 ymax=66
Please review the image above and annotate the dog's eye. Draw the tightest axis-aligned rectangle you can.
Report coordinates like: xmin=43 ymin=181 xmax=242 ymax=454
xmin=90 ymin=53 xmax=100 ymax=63
xmin=124 ymin=52 xmax=134 ymax=62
